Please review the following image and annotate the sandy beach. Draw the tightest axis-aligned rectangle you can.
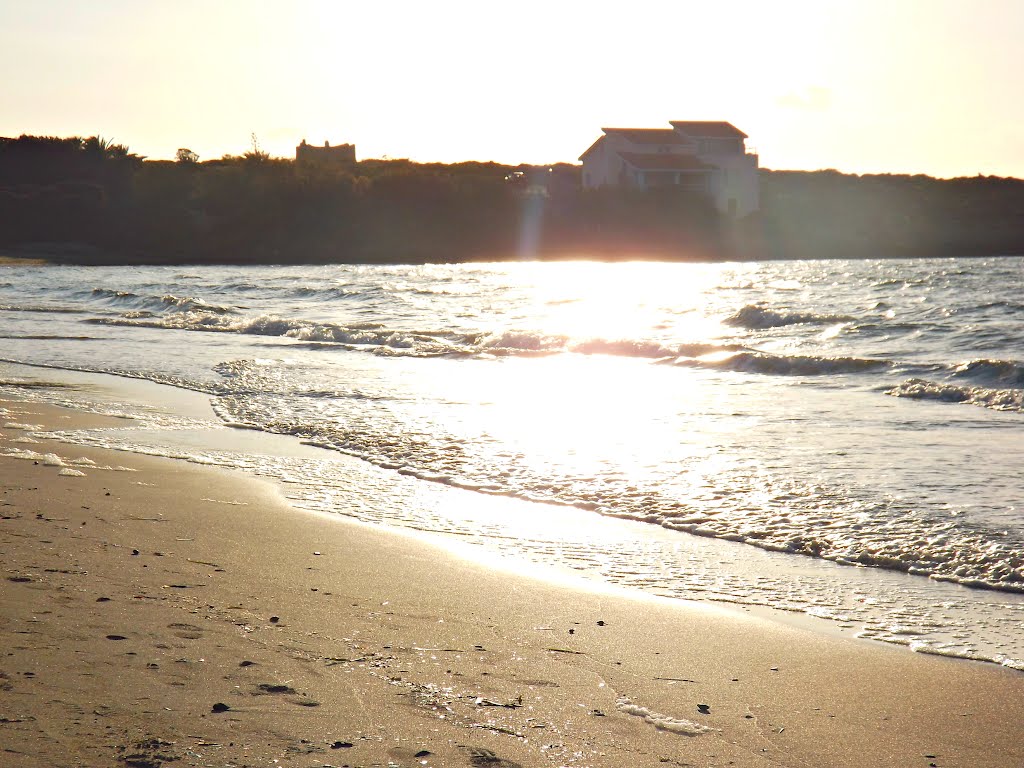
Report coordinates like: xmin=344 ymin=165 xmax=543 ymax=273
xmin=2 ymin=397 xmax=1024 ymax=768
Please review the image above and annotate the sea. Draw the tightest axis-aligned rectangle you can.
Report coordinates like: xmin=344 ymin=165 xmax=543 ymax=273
xmin=2 ymin=257 xmax=1023 ymax=670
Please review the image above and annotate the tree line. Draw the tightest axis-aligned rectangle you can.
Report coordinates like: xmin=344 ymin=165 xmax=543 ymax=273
xmin=1 ymin=134 xmax=1023 ymax=264
xmin=758 ymin=169 xmax=1024 ymax=260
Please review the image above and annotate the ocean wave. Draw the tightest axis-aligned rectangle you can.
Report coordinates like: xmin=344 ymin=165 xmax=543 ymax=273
xmin=87 ymin=287 xmax=237 ymax=315
xmin=410 ymin=286 xmax=466 ymax=297
xmin=151 ymin=294 xmax=236 ymax=315
xmin=876 ymin=277 xmax=928 ymax=288
xmin=477 ymin=331 xmax=567 ymax=353
xmin=572 ymin=338 xmax=707 ymax=359
xmin=844 ymin=320 xmax=922 ymax=335
xmin=950 ymin=359 xmax=1024 ymax=388
xmin=620 ymin=500 xmax=1024 ymax=594
xmin=292 ymin=284 xmax=380 ymax=299
xmin=724 ymin=304 xmax=853 ymax=330
xmin=0 ymin=304 xmax=89 ymax=314
xmin=886 ymin=378 xmax=1024 ymax=412
xmin=82 ymin=311 xmax=746 ymax=362
xmin=976 ymin=300 xmax=1024 ymax=313
xmin=90 ymin=313 xmax=468 ymax=354
xmin=90 ymin=287 xmax=139 ymax=300
xmin=666 ymin=351 xmax=890 ymax=377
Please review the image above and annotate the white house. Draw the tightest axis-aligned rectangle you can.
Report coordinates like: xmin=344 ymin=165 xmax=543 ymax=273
xmin=579 ymin=121 xmax=760 ymax=217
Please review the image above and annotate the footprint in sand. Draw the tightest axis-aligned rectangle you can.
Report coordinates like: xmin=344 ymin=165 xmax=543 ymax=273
xmin=117 ymin=737 xmax=180 ymax=768
xmin=466 ymin=747 xmax=523 ymax=767
xmin=256 ymin=683 xmax=296 ymax=694
xmin=167 ymin=622 xmax=203 ymax=640
xmin=517 ymin=678 xmax=559 ymax=688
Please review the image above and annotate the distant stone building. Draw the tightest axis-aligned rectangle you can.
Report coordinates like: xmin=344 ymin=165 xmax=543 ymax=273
xmin=295 ymin=139 xmax=356 ymax=169
xmin=580 ymin=121 xmax=759 ymax=217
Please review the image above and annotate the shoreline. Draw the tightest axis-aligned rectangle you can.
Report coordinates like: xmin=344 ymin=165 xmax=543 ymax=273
xmin=4 ymin=359 xmax=1024 ymax=665
xmin=4 ymin=359 xmax=1024 ymax=669
xmin=3 ymin=397 xmax=1024 ymax=766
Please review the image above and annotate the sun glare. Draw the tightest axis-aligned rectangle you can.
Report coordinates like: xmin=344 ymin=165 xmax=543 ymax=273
xmin=401 ymin=262 xmax=744 ymax=493
xmin=509 ymin=261 xmax=726 ymax=343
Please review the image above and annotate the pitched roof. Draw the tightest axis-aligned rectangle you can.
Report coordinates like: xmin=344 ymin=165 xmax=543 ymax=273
xmin=579 ymin=130 xmax=689 ymax=160
xmin=669 ymin=121 xmax=747 ymax=139
xmin=602 ymin=128 xmax=692 ymax=145
xmin=578 ymin=135 xmax=606 ymax=161
xmin=617 ymin=152 xmax=711 ymax=171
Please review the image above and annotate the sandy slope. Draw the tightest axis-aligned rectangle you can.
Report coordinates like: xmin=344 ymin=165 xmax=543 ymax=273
xmin=1 ymin=398 xmax=1023 ymax=768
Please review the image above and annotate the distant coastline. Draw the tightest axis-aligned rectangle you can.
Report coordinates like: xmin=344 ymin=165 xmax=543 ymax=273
xmin=2 ymin=135 xmax=1023 ymax=265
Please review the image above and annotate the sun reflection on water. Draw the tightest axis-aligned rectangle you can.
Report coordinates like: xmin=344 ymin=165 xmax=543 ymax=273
xmin=406 ymin=261 xmax=763 ymax=501
xmin=365 ymin=262 xmax=778 ymax=514
xmin=482 ymin=260 xmax=742 ymax=344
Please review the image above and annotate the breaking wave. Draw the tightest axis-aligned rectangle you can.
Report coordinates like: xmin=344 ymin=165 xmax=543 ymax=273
xmin=665 ymin=351 xmax=890 ymax=377
xmin=725 ymin=304 xmax=854 ymax=329
xmin=87 ymin=288 xmax=237 ymax=315
xmin=89 ymin=288 xmax=139 ymax=300
xmin=950 ymin=358 xmax=1024 ymax=387
xmin=84 ymin=312 xmax=750 ymax=362
xmin=887 ymin=378 xmax=1024 ymax=412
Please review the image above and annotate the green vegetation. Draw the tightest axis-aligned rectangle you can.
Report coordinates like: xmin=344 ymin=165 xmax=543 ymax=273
xmin=759 ymin=170 xmax=1024 ymax=260
xmin=1 ymin=134 xmax=1022 ymax=264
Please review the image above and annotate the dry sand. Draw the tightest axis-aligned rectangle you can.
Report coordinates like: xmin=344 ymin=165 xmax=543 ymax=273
xmin=2 ymin=398 xmax=1023 ymax=768
xmin=0 ymin=255 xmax=51 ymax=266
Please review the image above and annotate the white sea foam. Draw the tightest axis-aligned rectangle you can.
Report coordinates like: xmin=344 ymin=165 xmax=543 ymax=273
xmin=666 ymin=351 xmax=889 ymax=376
xmin=887 ymin=378 xmax=1024 ymax=413
xmin=1 ymin=448 xmax=43 ymax=461
xmin=725 ymin=304 xmax=853 ymax=329
xmin=615 ymin=697 xmax=715 ymax=735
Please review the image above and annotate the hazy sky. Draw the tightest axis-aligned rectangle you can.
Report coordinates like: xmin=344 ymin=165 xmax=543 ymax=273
xmin=2 ymin=0 xmax=1022 ymax=177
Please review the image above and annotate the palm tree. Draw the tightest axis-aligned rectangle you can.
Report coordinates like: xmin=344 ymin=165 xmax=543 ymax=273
xmin=81 ymin=135 xmax=145 ymax=165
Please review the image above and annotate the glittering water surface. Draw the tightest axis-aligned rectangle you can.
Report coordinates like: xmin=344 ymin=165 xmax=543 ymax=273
xmin=2 ymin=258 xmax=1024 ymax=668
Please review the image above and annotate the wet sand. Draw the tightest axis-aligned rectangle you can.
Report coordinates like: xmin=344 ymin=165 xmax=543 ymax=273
xmin=2 ymin=398 xmax=1023 ymax=767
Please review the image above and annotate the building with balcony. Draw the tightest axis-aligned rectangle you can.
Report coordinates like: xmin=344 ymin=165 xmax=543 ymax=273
xmin=580 ymin=121 xmax=759 ymax=217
